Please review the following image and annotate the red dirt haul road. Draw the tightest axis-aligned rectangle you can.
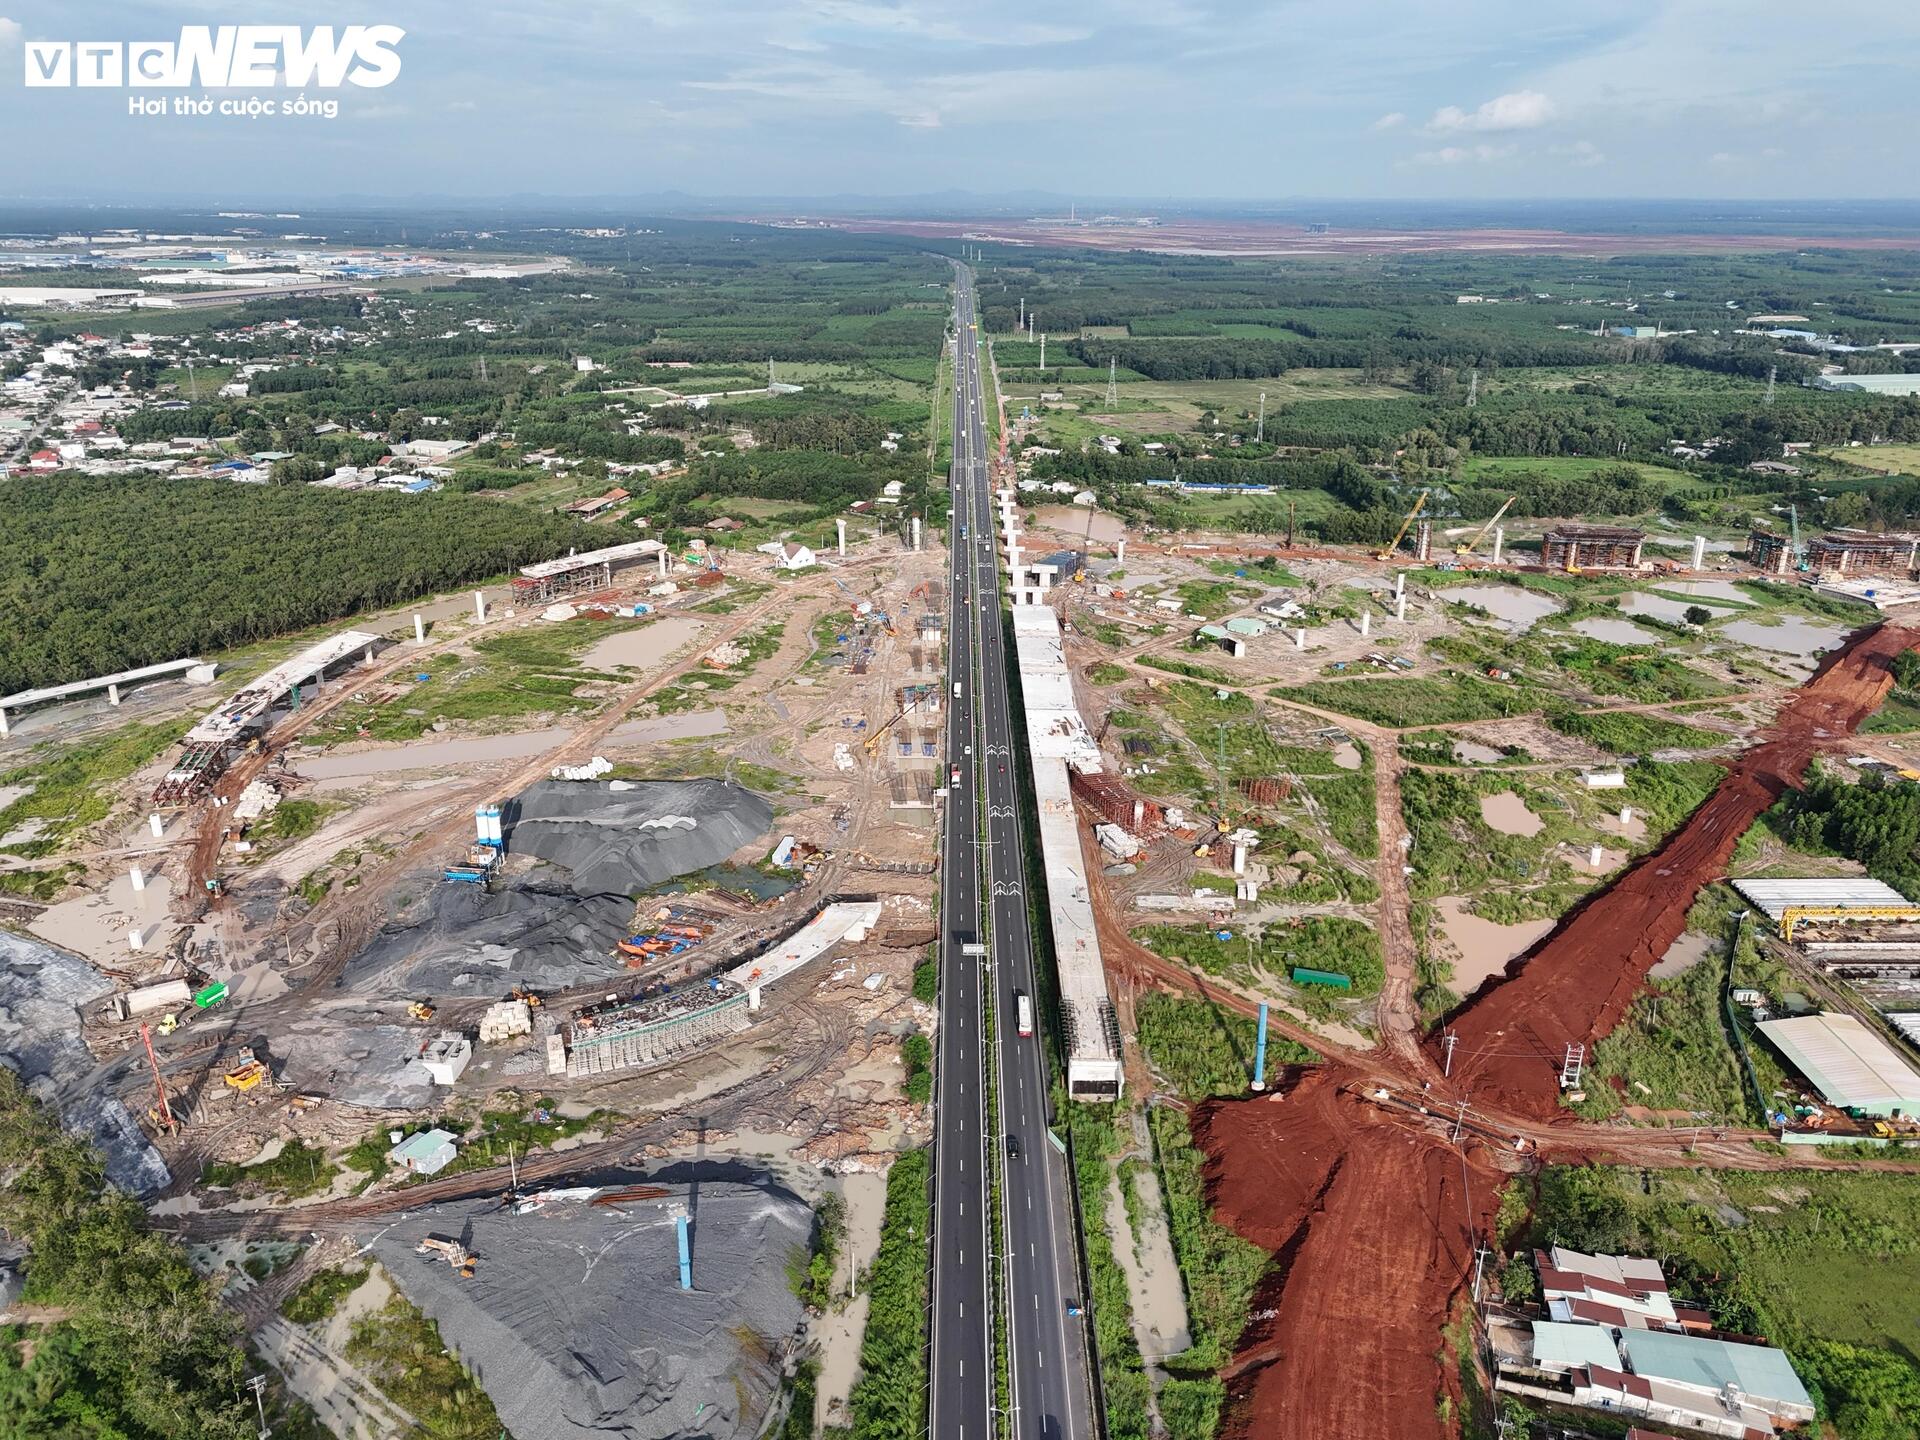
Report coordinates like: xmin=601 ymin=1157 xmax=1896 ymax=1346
xmin=1183 ymin=619 xmax=1920 ymax=1440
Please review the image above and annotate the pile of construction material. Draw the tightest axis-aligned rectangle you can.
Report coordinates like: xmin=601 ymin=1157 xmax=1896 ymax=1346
xmin=368 ymin=1175 xmax=809 ymax=1440
xmin=505 ymin=779 xmax=774 ymax=896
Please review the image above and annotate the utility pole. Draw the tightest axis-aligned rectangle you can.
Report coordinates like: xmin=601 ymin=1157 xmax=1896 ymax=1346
xmin=1471 ymin=1244 xmax=1491 ymax=1303
xmin=1451 ymin=1097 xmax=1469 ymax=1144
xmin=248 ymin=1374 xmax=271 ymax=1440
xmin=1441 ymin=1031 xmax=1457 ymax=1078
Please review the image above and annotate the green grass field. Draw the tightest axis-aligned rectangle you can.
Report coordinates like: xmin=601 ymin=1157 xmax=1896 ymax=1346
xmin=1816 ymin=441 xmax=1920 ymax=479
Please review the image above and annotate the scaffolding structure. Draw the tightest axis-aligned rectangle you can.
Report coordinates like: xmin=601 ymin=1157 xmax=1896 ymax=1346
xmin=1541 ymin=525 xmax=1645 ymax=571
xmin=1068 ymin=767 xmax=1165 ymax=835
xmin=564 ymin=982 xmax=751 ymax=1078
xmin=1749 ymin=529 xmax=1796 ymax=575
xmin=511 ymin=541 xmax=668 ymax=604
xmin=1805 ymin=528 xmax=1920 ymax=578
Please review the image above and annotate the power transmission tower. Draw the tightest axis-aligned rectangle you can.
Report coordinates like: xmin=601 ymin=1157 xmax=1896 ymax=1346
xmin=1039 ymin=334 xmax=1046 ymax=368
xmin=1466 ymin=369 xmax=1478 ymax=408
xmin=1559 ymin=1043 xmax=1585 ymax=1090
xmin=186 ymin=360 xmax=198 ymax=402
xmin=1765 ymin=364 xmax=1777 ymax=407
xmin=1256 ymin=391 xmax=1266 ymax=442
xmin=1105 ymin=356 xmax=1117 ymax=408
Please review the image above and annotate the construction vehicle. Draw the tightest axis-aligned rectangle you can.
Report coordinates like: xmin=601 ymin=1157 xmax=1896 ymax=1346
xmin=1456 ymin=495 xmax=1516 ymax=557
xmin=224 ymin=1047 xmax=268 ymax=1092
xmin=1376 ymin=489 xmax=1430 ymax=562
xmin=417 ymin=1235 xmax=477 ymax=1278
xmin=509 ymin=985 xmax=544 ymax=1010
xmin=407 ymin=1000 xmax=437 ymax=1022
xmin=138 ymin=1022 xmax=177 ymax=1134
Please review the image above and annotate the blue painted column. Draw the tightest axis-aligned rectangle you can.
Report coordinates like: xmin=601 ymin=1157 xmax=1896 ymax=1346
xmin=1253 ymin=1003 xmax=1269 ymax=1091
xmin=676 ymin=1212 xmax=692 ymax=1290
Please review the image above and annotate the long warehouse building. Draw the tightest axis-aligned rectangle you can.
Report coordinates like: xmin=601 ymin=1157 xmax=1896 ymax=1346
xmin=1011 ymin=602 xmax=1124 ymax=1100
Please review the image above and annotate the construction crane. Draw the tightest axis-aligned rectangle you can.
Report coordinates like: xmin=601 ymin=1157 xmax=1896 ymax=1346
xmin=1789 ymin=502 xmax=1810 ymax=572
xmin=863 ymin=693 xmax=926 ymax=756
xmin=1376 ymin=489 xmax=1430 ymax=561
xmin=139 ymin=1022 xmax=176 ymax=1134
xmin=1456 ymin=495 xmax=1516 ymax=557
xmin=1780 ymin=903 xmax=1920 ymax=944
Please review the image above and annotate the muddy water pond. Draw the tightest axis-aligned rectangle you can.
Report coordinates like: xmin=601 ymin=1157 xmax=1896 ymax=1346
xmin=1651 ymin=930 xmax=1721 ymax=979
xmin=1331 ymin=741 xmax=1363 ymax=771
xmin=1479 ymin=790 xmax=1543 ymax=837
xmin=579 ymin=615 xmax=705 ymax=671
xmin=1451 ymin=740 xmax=1507 ymax=764
xmin=1619 ymin=591 xmax=1733 ymax=624
xmin=1571 ymin=616 xmax=1659 ymax=645
xmin=1720 ymin=615 xmax=1849 ymax=658
xmin=1441 ymin=585 xmax=1562 ymax=632
xmin=1031 ymin=505 xmax=1125 ymax=543
xmin=1436 ymin=897 xmax=1556 ymax=995
xmin=1664 ymin=579 xmax=1755 ymax=604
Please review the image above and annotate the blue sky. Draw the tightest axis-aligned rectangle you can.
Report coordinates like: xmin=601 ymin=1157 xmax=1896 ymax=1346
xmin=1 ymin=1 xmax=1916 ymax=202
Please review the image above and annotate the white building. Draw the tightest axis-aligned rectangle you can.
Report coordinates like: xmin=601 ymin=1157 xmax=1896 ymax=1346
xmin=759 ymin=540 xmax=817 ymax=570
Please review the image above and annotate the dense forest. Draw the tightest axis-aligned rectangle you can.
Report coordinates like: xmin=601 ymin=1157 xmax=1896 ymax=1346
xmin=0 ymin=1069 xmax=262 ymax=1438
xmin=0 ymin=476 xmax=604 ymax=692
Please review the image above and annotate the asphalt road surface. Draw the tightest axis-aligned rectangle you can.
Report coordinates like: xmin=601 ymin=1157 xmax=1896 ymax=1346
xmin=930 ymin=267 xmax=1094 ymax=1440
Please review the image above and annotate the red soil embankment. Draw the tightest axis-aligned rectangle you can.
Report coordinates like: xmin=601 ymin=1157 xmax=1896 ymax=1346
xmin=1195 ymin=1070 xmax=1503 ymax=1440
xmin=1436 ymin=621 xmax=1920 ymax=1119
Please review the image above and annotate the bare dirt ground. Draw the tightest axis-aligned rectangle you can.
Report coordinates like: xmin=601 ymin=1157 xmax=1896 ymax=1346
xmin=1181 ymin=618 xmax=1920 ymax=1440
xmin=1440 ymin=620 xmax=1920 ymax=1118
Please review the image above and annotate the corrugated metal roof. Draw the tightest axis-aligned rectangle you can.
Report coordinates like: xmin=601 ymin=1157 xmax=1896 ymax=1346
xmin=1619 ymin=1330 xmax=1811 ymax=1411
xmin=1531 ymin=1321 xmax=1621 ymax=1372
xmin=1756 ymin=1013 xmax=1920 ymax=1111
xmin=1732 ymin=876 xmax=1915 ymax=920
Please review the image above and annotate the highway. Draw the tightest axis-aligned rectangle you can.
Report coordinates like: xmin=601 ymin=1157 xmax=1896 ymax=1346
xmin=932 ymin=266 xmax=1094 ymax=1440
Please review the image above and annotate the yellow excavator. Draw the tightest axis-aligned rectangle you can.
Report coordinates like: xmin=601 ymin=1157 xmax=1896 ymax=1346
xmin=417 ymin=1235 xmax=478 ymax=1278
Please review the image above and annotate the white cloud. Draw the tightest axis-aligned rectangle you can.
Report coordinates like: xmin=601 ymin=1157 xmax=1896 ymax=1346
xmin=1369 ymin=111 xmax=1405 ymax=131
xmin=0 ymin=16 xmax=21 ymax=49
xmin=1550 ymin=138 xmax=1605 ymax=166
xmin=1409 ymin=143 xmax=1516 ymax=166
xmin=1427 ymin=89 xmax=1553 ymax=133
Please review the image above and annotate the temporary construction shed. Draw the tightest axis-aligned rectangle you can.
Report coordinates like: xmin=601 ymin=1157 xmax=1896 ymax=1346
xmin=1756 ymin=1012 xmax=1920 ymax=1118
